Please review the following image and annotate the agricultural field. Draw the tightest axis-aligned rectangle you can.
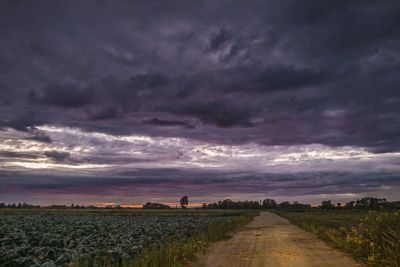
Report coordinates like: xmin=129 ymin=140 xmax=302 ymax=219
xmin=274 ymin=210 xmax=400 ymax=266
xmin=0 ymin=209 xmax=257 ymax=266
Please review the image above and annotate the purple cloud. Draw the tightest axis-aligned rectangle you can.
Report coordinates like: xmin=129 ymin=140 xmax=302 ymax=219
xmin=0 ymin=0 xmax=399 ymax=205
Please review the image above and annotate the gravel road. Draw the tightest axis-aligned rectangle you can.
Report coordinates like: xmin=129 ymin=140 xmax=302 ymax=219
xmin=193 ymin=212 xmax=363 ymax=267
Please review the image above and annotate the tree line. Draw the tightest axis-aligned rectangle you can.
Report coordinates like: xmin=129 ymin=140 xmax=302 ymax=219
xmin=319 ymin=197 xmax=400 ymax=210
xmin=201 ymin=199 xmax=311 ymax=209
xmin=201 ymin=197 xmax=400 ymax=210
xmin=1 ymin=197 xmax=399 ymax=210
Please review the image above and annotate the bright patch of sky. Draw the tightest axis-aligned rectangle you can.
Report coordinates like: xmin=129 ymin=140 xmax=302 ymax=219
xmin=1 ymin=126 xmax=399 ymax=176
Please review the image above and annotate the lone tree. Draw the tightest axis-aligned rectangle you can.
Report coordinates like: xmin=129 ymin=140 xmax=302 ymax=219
xmin=180 ymin=196 xmax=188 ymax=209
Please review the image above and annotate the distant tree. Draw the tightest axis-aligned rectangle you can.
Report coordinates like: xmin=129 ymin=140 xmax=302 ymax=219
xmin=278 ymin=201 xmax=291 ymax=209
xmin=336 ymin=202 xmax=341 ymax=208
xmin=202 ymin=203 xmax=207 ymax=209
xmin=262 ymin=199 xmax=277 ymax=209
xmin=355 ymin=197 xmax=387 ymax=209
xmin=321 ymin=200 xmax=334 ymax=209
xmin=180 ymin=196 xmax=188 ymax=209
xmin=291 ymin=201 xmax=311 ymax=209
xmin=345 ymin=200 xmax=355 ymax=208
xmin=221 ymin=199 xmax=233 ymax=209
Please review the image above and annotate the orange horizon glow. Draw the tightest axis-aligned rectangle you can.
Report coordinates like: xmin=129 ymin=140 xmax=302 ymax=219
xmin=97 ymin=203 xmax=203 ymax=208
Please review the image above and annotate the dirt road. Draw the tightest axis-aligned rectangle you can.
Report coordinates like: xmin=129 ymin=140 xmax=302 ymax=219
xmin=194 ymin=212 xmax=363 ymax=267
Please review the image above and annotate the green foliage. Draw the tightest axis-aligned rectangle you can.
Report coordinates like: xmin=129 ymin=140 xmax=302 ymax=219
xmin=124 ymin=210 xmax=258 ymax=267
xmin=262 ymin=199 xmax=277 ymax=209
xmin=321 ymin=200 xmax=335 ymax=209
xmin=354 ymin=197 xmax=387 ymax=209
xmin=0 ymin=213 xmax=240 ymax=266
xmin=275 ymin=210 xmax=400 ymax=266
xmin=202 ymin=199 xmax=262 ymax=209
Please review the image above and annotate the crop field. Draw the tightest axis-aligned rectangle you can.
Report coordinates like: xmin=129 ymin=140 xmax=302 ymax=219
xmin=0 ymin=209 xmax=257 ymax=266
xmin=275 ymin=210 xmax=400 ymax=266
xmin=0 ymin=208 xmax=245 ymax=216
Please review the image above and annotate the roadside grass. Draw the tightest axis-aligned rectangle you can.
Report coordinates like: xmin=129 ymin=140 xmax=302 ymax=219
xmin=70 ymin=210 xmax=258 ymax=267
xmin=274 ymin=210 xmax=400 ymax=266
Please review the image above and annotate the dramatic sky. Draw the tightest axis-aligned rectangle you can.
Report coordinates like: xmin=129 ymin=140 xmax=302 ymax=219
xmin=1 ymin=1 xmax=400 ymax=206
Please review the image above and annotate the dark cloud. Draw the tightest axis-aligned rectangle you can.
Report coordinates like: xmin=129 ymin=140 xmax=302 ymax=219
xmin=0 ymin=0 xmax=400 ymax=204
xmin=207 ymin=28 xmax=231 ymax=51
xmin=128 ymin=73 xmax=170 ymax=89
xmin=0 ymin=151 xmax=38 ymax=159
xmin=44 ymin=151 xmax=70 ymax=161
xmin=27 ymin=134 xmax=52 ymax=143
xmin=246 ymin=64 xmax=330 ymax=92
xmin=142 ymin=118 xmax=194 ymax=128
xmin=165 ymin=100 xmax=254 ymax=128
xmin=89 ymin=107 xmax=119 ymax=120
xmin=0 ymin=116 xmax=43 ymax=132
xmin=74 ymin=155 xmax=155 ymax=165
xmin=265 ymin=0 xmax=400 ymax=61
xmin=1 ymin=170 xmax=399 ymax=202
xmin=28 ymin=83 xmax=93 ymax=108
xmin=0 ymin=115 xmax=52 ymax=143
xmin=27 ymin=127 xmax=52 ymax=143
xmin=0 ymin=0 xmax=398 ymax=152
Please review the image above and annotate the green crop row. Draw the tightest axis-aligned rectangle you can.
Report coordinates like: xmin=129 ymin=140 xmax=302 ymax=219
xmin=72 ymin=210 xmax=258 ymax=267
xmin=1 ymin=210 xmax=258 ymax=266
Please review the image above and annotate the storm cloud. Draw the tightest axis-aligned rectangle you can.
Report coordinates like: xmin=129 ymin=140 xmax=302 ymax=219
xmin=0 ymin=0 xmax=399 ymax=205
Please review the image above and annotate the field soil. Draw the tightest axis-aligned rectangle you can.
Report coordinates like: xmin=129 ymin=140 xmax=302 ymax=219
xmin=193 ymin=211 xmax=363 ymax=267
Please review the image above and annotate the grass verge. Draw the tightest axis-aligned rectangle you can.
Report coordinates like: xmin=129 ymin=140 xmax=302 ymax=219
xmin=274 ymin=210 xmax=400 ymax=266
xmin=72 ymin=210 xmax=258 ymax=267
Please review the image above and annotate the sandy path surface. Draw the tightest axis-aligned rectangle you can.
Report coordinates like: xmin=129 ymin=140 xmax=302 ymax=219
xmin=193 ymin=212 xmax=363 ymax=267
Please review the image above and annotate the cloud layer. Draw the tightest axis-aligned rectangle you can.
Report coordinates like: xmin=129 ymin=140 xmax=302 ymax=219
xmin=0 ymin=0 xmax=399 ymax=204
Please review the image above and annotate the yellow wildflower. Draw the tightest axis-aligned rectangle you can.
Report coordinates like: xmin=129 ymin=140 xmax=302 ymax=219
xmin=368 ymin=255 xmax=375 ymax=262
xmin=346 ymin=234 xmax=351 ymax=241
xmin=370 ymin=241 xmax=374 ymax=247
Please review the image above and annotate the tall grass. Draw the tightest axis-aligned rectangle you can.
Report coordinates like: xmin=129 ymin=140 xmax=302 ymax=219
xmin=275 ymin=210 xmax=400 ymax=266
xmin=71 ymin=210 xmax=258 ymax=267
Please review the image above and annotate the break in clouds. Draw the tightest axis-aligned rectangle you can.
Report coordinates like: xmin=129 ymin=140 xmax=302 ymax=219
xmin=1 ymin=0 xmax=400 ymax=205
